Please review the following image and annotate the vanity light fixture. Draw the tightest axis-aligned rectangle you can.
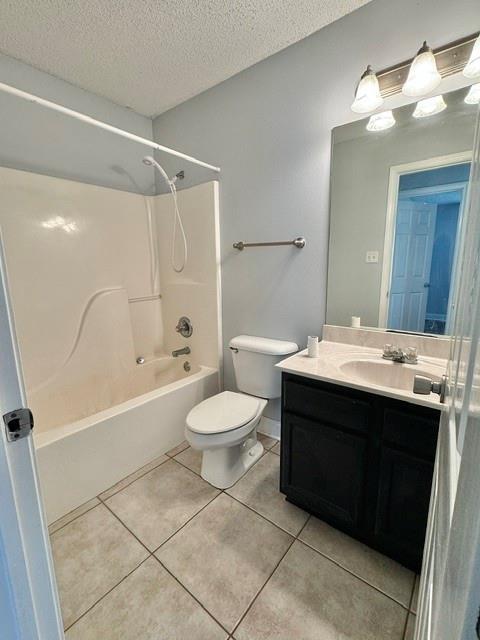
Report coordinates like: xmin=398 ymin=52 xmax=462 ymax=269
xmin=465 ymin=83 xmax=480 ymax=105
xmin=402 ymin=42 xmax=442 ymax=97
xmin=351 ymin=66 xmax=384 ymax=114
xmin=463 ymin=34 xmax=480 ymax=78
xmin=366 ymin=110 xmax=396 ymax=131
xmin=412 ymin=95 xmax=447 ymax=118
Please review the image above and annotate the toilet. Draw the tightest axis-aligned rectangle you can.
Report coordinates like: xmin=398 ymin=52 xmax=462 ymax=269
xmin=185 ymin=335 xmax=298 ymax=488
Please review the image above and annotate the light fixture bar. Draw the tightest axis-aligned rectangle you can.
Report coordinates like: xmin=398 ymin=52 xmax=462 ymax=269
xmin=376 ymin=32 xmax=479 ymax=98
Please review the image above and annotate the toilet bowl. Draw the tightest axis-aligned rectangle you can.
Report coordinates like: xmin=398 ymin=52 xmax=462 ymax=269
xmin=185 ymin=335 xmax=298 ymax=488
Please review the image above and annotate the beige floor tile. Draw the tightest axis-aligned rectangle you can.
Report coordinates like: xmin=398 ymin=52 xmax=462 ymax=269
xmin=99 ymin=454 xmax=168 ymax=500
xmin=227 ymin=452 xmax=308 ymax=535
xmin=257 ymin=433 xmax=277 ymax=450
xmin=166 ymin=440 xmax=189 ymax=457
xmin=270 ymin=441 xmax=281 ymax=455
xmin=66 ymin=557 xmax=227 ymax=640
xmin=105 ymin=459 xmax=219 ymax=550
xmin=156 ymin=493 xmax=292 ymax=632
xmin=51 ymin=504 xmax=148 ymax=629
xmin=235 ymin=540 xmax=407 ymax=640
xmin=174 ymin=446 xmax=203 ymax=475
xmin=411 ymin=575 xmax=419 ymax=612
xmin=299 ymin=516 xmax=414 ymax=606
xmin=48 ymin=498 xmax=100 ymax=534
xmin=404 ymin=613 xmax=416 ymax=640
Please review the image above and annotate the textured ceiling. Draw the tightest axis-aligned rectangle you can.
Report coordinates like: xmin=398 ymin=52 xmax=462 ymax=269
xmin=0 ymin=0 xmax=371 ymax=117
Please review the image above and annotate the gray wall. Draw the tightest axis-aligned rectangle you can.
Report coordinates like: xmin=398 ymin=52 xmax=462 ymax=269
xmin=152 ymin=0 xmax=479 ymax=418
xmin=327 ymin=88 xmax=475 ymax=328
xmin=0 ymin=53 xmax=155 ymax=195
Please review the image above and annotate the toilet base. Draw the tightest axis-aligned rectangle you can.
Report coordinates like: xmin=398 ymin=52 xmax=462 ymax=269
xmin=200 ymin=436 xmax=264 ymax=489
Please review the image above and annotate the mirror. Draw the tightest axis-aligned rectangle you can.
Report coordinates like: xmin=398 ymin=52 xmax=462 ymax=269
xmin=327 ymin=86 xmax=477 ymax=335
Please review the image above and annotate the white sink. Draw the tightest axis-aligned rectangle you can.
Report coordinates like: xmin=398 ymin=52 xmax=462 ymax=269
xmin=339 ymin=358 xmax=442 ymax=392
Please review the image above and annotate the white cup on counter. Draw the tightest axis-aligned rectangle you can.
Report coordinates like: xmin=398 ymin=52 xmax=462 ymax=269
xmin=307 ymin=335 xmax=319 ymax=358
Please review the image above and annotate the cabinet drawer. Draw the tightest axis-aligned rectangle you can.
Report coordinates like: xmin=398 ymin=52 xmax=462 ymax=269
xmin=382 ymin=406 xmax=440 ymax=460
xmin=283 ymin=378 xmax=371 ymax=433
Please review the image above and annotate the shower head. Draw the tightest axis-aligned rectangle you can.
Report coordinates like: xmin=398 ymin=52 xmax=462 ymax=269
xmin=142 ymin=155 xmax=171 ymax=186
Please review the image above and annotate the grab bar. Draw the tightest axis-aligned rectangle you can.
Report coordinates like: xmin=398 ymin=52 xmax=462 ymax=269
xmin=233 ymin=237 xmax=306 ymax=251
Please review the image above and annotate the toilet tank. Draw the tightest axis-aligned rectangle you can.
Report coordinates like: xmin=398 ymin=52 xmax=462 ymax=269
xmin=229 ymin=335 xmax=298 ymax=399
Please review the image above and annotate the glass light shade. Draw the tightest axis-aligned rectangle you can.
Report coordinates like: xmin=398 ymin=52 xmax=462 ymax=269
xmin=351 ymin=66 xmax=384 ymax=114
xmin=366 ymin=110 xmax=396 ymax=131
xmin=402 ymin=42 xmax=441 ymax=97
xmin=465 ymin=83 xmax=480 ymax=105
xmin=464 ymin=35 xmax=480 ymax=79
xmin=412 ymin=95 xmax=447 ymax=118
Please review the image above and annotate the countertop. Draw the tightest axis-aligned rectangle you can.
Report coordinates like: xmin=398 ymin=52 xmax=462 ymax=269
xmin=276 ymin=341 xmax=447 ymax=410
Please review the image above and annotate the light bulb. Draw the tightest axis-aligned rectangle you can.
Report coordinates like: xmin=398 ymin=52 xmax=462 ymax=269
xmin=351 ymin=66 xmax=384 ymax=114
xmin=366 ymin=110 xmax=396 ymax=131
xmin=465 ymin=83 xmax=480 ymax=105
xmin=402 ymin=42 xmax=441 ymax=97
xmin=412 ymin=95 xmax=447 ymax=118
xmin=463 ymin=35 xmax=480 ymax=79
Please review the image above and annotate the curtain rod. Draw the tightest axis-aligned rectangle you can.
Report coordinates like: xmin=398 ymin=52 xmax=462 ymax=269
xmin=0 ymin=81 xmax=221 ymax=173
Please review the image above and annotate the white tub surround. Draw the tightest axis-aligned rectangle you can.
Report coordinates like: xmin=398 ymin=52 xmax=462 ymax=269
xmin=277 ymin=328 xmax=448 ymax=409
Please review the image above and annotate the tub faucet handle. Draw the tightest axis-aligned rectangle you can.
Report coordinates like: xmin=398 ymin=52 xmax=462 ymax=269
xmin=176 ymin=316 xmax=193 ymax=338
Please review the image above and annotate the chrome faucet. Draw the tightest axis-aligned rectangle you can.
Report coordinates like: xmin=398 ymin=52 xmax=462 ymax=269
xmin=172 ymin=346 xmax=191 ymax=357
xmin=382 ymin=344 xmax=418 ymax=364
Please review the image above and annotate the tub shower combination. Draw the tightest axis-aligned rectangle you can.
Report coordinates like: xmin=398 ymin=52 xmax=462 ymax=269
xmin=0 ymin=165 xmax=221 ymax=523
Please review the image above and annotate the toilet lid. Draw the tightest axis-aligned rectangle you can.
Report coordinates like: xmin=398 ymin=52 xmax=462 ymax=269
xmin=186 ymin=391 xmax=260 ymax=435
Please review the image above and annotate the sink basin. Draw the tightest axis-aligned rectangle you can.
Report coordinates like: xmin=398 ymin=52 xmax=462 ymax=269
xmin=339 ymin=359 xmax=442 ymax=392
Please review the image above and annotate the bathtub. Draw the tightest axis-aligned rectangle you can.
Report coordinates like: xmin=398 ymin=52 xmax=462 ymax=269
xmin=34 ymin=358 xmax=219 ymax=523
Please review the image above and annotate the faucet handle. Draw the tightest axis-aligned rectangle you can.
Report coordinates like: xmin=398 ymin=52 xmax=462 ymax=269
xmin=383 ymin=344 xmax=394 ymax=358
xmin=405 ymin=347 xmax=418 ymax=364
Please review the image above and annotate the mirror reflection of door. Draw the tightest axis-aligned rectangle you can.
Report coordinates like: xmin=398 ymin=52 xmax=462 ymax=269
xmin=387 ymin=161 xmax=470 ymax=335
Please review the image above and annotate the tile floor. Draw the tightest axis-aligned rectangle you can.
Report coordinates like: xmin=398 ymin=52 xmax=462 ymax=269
xmin=49 ymin=434 xmax=418 ymax=639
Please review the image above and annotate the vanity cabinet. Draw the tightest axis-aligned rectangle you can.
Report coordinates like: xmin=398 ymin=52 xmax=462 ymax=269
xmin=280 ymin=373 xmax=440 ymax=571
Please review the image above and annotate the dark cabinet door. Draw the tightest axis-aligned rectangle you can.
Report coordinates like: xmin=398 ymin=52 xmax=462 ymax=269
xmin=375 ymin=445 xmax=434 ymax=570
xmin=281 ymin=412 xmax=368 ymax=533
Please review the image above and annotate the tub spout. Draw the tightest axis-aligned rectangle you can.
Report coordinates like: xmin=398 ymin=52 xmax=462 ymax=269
xmin=172 ymin=346 xmax=191 ymax=357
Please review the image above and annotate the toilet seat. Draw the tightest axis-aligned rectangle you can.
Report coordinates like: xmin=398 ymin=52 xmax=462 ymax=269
xmin=186 ymin=391 xmax=260 ymax=435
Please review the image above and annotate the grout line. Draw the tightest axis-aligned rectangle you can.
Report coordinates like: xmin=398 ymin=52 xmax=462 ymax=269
xmin=169 ymin=455 xmax=202 ymax=477
xmin=48 ymin=501 xmax=101 ymax=536
xmin=230 ymin=516 xmax=312 ymax=637
xmin=231 ymin=518 xmax=311 ymax=636
xmin=151 ymin=491 xmax=222 ymax=554
xmin=97 ymin=455 xmax=170 ymax=500
xmin=63 ymin=555 xmax=152 ymax=632
xmin=50 ymin=455 xmax=172 ymax=536
xmin=165 ymin=442 xmax=190 ymax=458
xmin=100 ymin=498 xmax=154 ymax=555
xmin=297 ymin=537 xmax=412 ymax=611
xmin=226 ymin=492 xmax=307 ymax=538
xmin=153 ymin=555 xmax=232 ymax=636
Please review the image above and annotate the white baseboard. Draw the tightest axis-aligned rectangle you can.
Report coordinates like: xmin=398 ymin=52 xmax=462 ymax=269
xmin=257 ymin=416 xmax=280 ymax=440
